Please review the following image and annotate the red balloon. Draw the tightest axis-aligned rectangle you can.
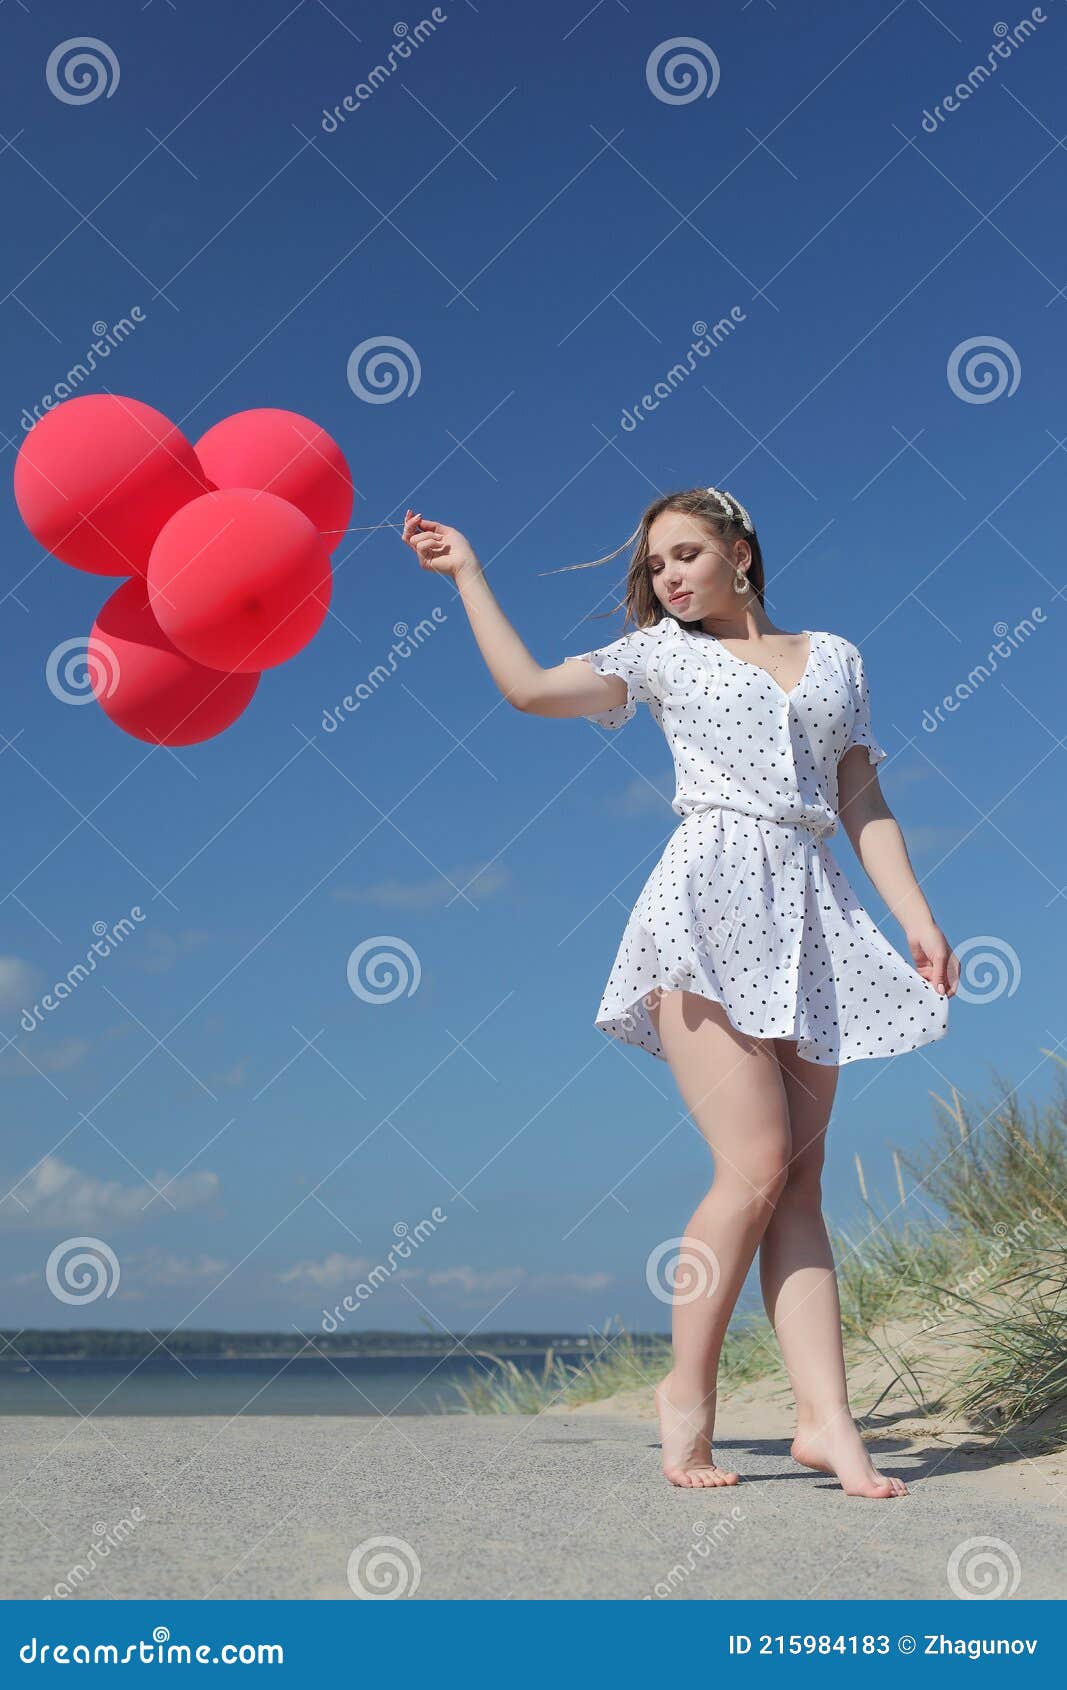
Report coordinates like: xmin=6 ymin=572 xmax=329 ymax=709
xmin=14 ymin=395 xmax=210 ymax=576
xmin=146 ymin=488 xmax=332 ymax=672
xmin=90 ymin=578 xmax=259 ymax=745
xmin=194 ymin=408 xmax=353 ymax=551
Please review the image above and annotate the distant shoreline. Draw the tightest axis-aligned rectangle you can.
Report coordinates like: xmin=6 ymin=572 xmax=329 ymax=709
xmin=0 ymin=1331 xmax=666 ymax=1364
xmin=0 ymin=1345 xmax=595 ymax=1364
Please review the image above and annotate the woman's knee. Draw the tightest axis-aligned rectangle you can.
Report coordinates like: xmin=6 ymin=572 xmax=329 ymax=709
xmin=780 ymin=1139 xmax=826 ymax=1205
xmin=715 ymin=1141 xmax=792 ymax=1215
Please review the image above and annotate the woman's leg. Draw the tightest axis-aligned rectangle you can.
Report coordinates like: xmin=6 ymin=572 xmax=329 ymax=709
xmin=759 ymin=1038 xmax=907 ymax=1498
xmin=645 ymin=990 xmax=792 ymax=1488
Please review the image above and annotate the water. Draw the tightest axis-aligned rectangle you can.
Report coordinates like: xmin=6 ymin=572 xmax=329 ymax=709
xmin=0 ymin=1348 xmax=599 ymax=1417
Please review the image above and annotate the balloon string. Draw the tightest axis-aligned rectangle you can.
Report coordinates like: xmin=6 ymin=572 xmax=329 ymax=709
xmin=322 ymin=523 xmax=404 ymax=533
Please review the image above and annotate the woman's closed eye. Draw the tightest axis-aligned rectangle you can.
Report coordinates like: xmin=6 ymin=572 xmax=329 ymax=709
xmin=652 ymin=552 xmax=698 ymax=575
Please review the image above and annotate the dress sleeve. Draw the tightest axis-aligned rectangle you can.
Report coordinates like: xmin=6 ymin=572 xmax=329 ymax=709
xmin=844 ymin=642 xmax=887 ymax=765
xmin=564 ymin=626 xmax=654 ymax=730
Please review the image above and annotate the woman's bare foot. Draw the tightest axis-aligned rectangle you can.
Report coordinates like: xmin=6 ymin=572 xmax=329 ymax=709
xmin=655 ymin=1373 xmax=740 ymax=1488
xmin=791 ymin=1409 xmax=908 ymax=1498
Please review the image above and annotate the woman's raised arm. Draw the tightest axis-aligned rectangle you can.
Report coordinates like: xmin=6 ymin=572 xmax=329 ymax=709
xmin=401 ymin=509 xmax=627 ymax=721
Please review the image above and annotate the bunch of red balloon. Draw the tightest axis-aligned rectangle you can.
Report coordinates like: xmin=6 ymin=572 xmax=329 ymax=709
xmin=13 ymin=395 xmax=353 ymax=744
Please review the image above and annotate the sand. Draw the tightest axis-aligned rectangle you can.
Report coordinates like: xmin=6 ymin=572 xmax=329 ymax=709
xmin=543 ymin=1321 xmax=1067 ymax=1507
xmin=0 ymin=1393 xmax=1062 ymax=1600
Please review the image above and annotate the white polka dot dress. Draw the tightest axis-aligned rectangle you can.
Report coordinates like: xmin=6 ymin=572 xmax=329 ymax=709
xmin=564 ymin=617 xmax=949 ymax=1066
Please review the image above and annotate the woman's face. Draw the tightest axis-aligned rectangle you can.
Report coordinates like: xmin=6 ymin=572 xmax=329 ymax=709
xmin=645 ymin=510 xmax=745 ymax=624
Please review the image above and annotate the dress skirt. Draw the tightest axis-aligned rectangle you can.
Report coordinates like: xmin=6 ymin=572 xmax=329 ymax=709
xmin=593 ymin=807 xmax=950 ymax=1066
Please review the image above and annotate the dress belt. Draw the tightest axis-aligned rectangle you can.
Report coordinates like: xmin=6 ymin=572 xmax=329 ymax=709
xmin=678 ymin=802 xmax=838 ymax=840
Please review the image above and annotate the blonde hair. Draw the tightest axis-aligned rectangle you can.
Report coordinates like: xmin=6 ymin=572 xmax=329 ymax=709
xmin=542 ymin=486 xmax=766 ymax=634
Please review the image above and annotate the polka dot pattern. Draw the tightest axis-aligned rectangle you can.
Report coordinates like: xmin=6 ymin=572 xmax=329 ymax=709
xmin=564 ymin=619 xmax=949 ymax=1066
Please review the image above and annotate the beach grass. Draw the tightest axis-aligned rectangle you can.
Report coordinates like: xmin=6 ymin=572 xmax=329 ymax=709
xmin=456 ymin=1050 xmax=1067 ymax=1444
xmin=453 ymin=1311 xmax=781 ymax=1416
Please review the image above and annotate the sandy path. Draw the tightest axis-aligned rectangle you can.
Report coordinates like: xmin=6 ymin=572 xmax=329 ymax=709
xmin=0 ymin=1410 xmax=1062 ymax=1600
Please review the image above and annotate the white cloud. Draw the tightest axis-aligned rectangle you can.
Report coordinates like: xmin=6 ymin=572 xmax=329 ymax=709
xmin=425 ymin=1266 xmax=614 ymax=1296
xmin=535 ymin=1272 xmax=613 ymax=1294
xmin=278 ymin=1251 xmax=371 ymax=1290
xmin=276 ymin=1258 xmax=615 ymax=1299
xmin=0 ymin=956 xmax=41 ymax=1013
xmin=0 ymin=1155 xmax=220 ymax=1228
xmin=332 ymin=863 xmax=510 ymax=909
xmin=135 ymin=929 xmax=212 ymax=975
xmin=426 ymin=1265 xmax=527 ymax=1295
xmin=131 ymin=1251 xmax=230 ymax=1287
xmin=12 ymin=1249 xmax=229 ymax=1291
xmin=209 ymin=1059 xmax=246 ymax=1088
xmin=617 ymin=778 xmax=676 ymax=816
xmin=0 ymin=1037 xmax=92 ymax=1078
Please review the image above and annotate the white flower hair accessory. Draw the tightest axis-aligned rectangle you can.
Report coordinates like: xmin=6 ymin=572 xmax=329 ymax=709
xmin=705 ymin=486 xmax=754 ymax=534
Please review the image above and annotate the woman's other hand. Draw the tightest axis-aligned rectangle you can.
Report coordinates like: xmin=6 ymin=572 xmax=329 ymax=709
xmin=906 ymin=921 xmax=958 ymax=997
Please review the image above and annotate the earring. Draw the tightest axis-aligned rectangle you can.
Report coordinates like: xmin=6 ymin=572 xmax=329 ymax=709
xmin=732 ymin=565 xmax=748 ymax=595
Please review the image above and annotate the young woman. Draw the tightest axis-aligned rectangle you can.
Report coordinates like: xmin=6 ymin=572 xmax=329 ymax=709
xmin=402 ymin=488 xmax=958 ymax=1500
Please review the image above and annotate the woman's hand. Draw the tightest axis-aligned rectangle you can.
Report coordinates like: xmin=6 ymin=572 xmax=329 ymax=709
xmin=905 ymin=921 xmax=958 ymax=997
xmin=402 ymin=509 xmax=481 ymax=582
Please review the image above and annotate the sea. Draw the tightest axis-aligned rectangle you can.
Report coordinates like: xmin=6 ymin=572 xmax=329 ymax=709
xmin=0 ymin=1346 xmax=609 ymax=1417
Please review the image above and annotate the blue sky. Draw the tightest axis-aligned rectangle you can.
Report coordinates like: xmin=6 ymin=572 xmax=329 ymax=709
xmin=1 ymin=0 xmax=1063 ymax=1335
